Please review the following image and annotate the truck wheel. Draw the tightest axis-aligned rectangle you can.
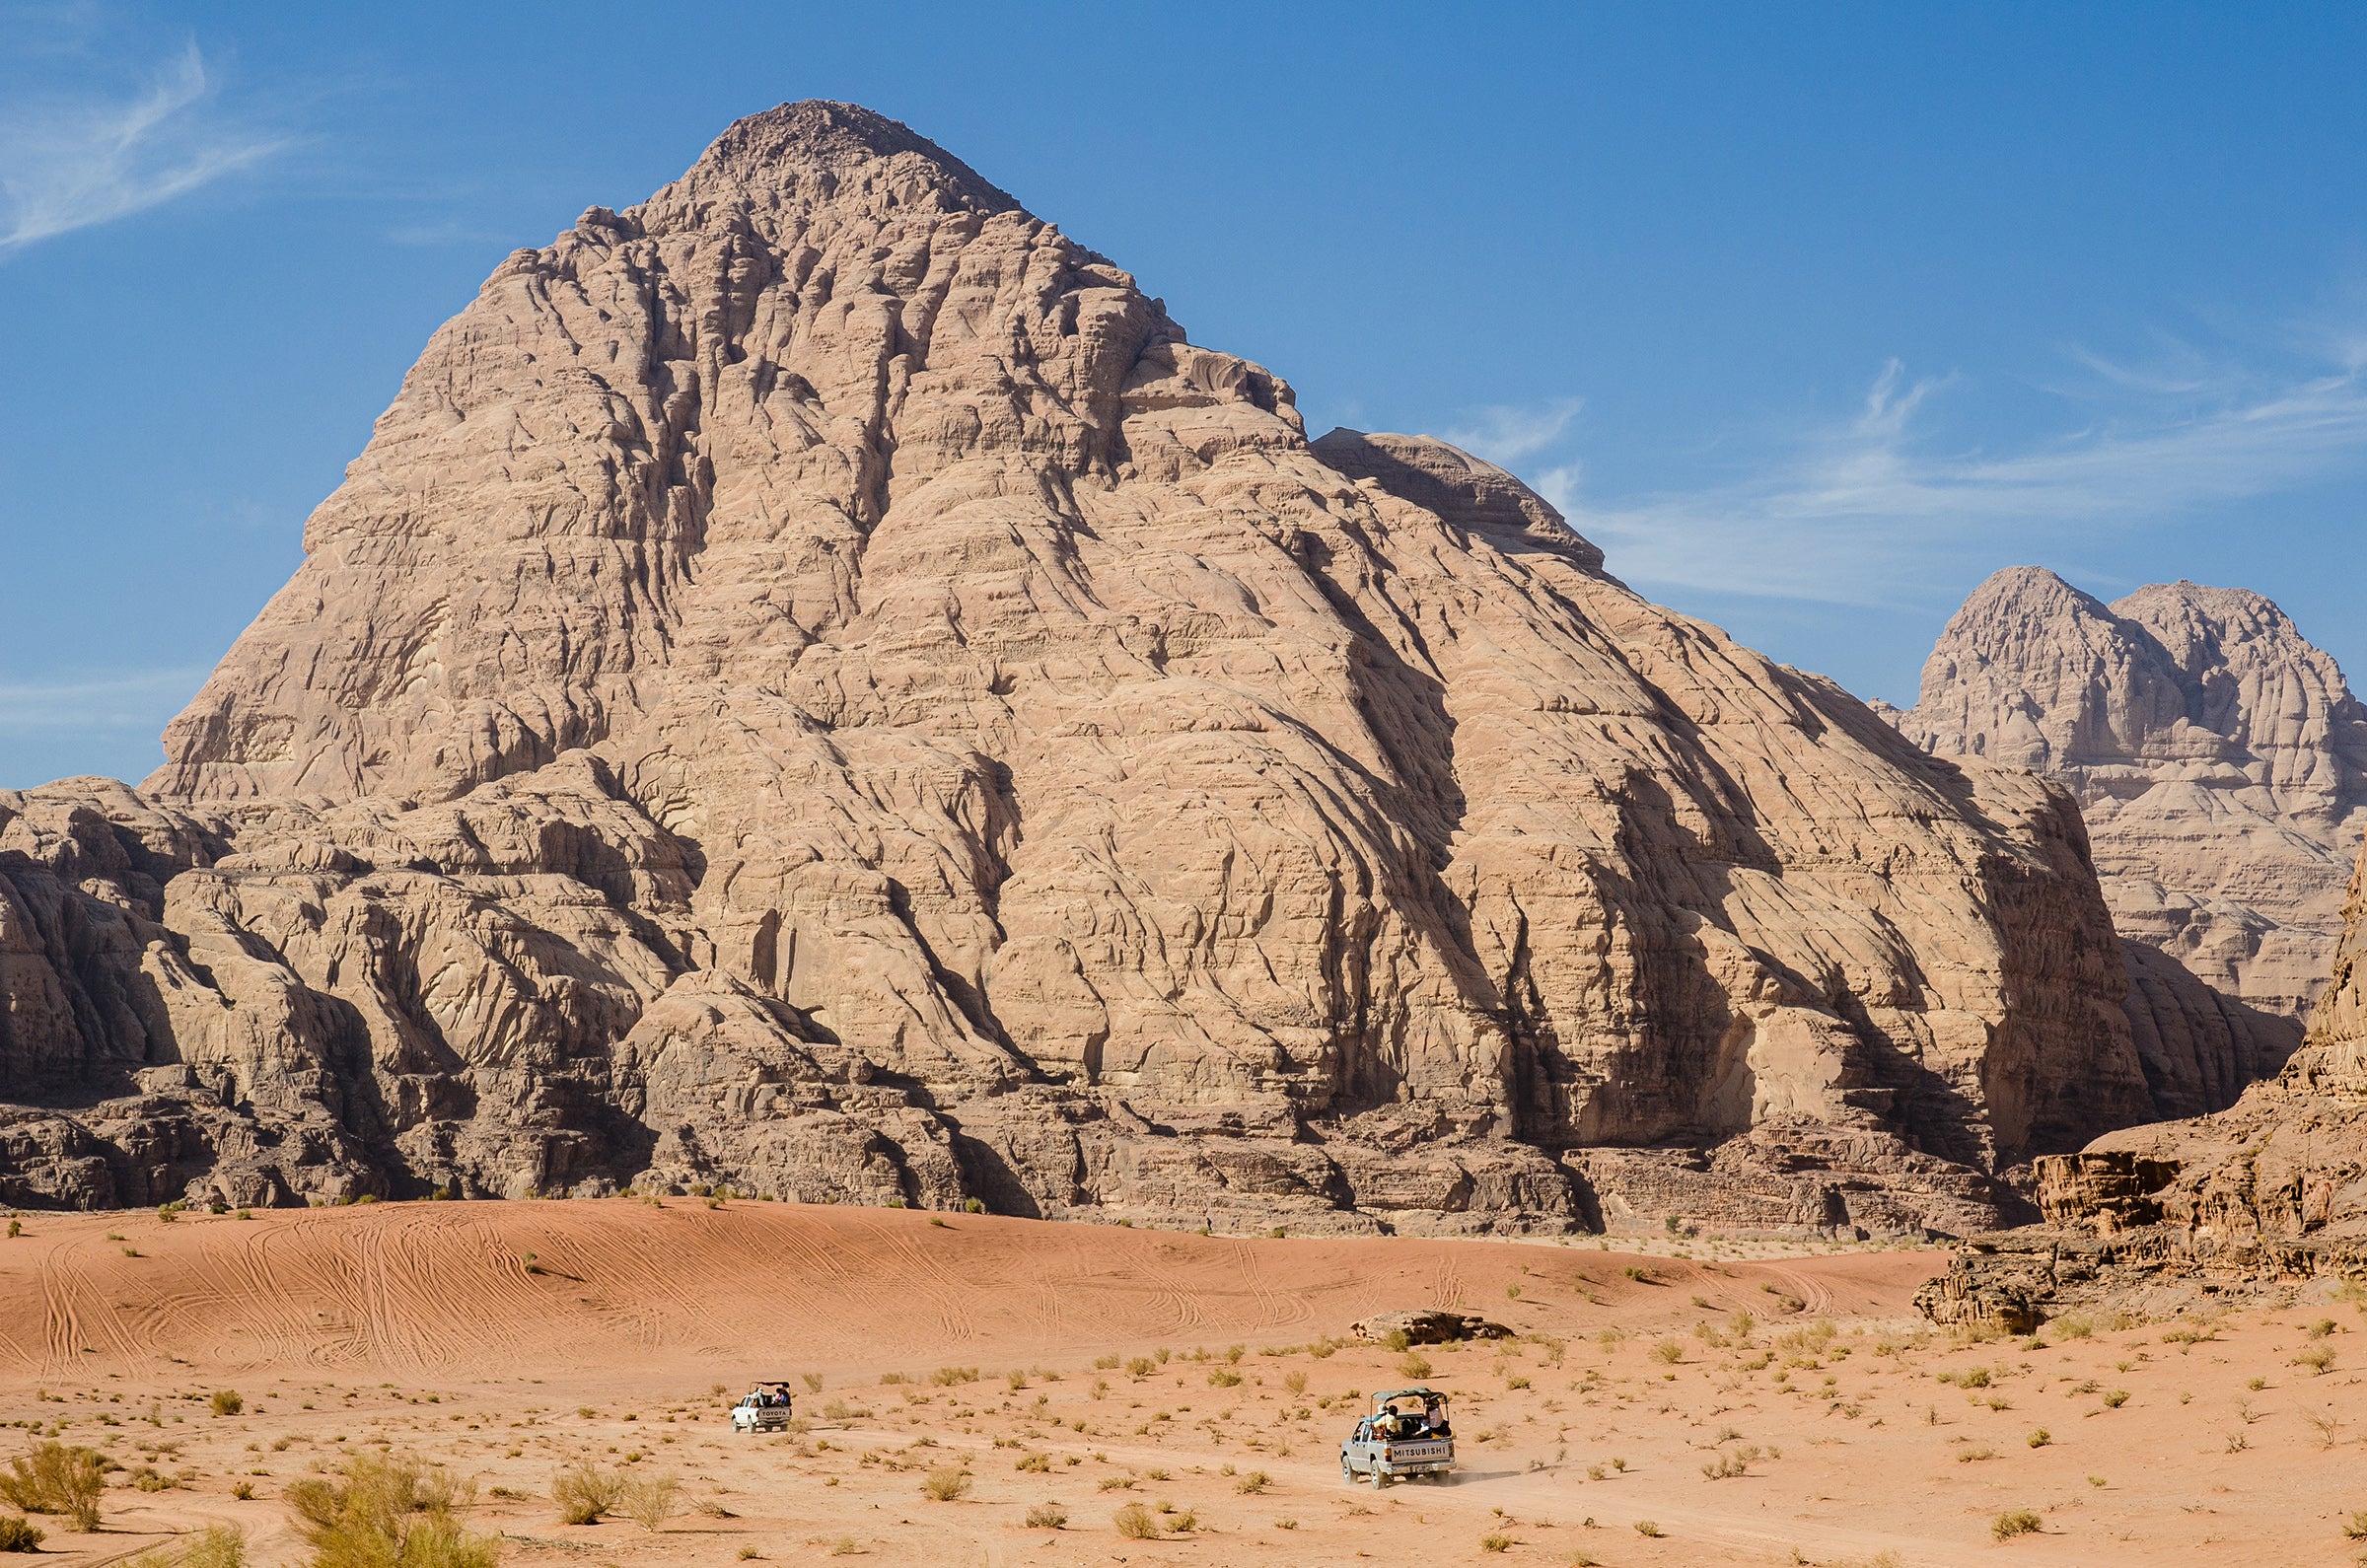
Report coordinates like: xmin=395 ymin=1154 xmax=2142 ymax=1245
xmin=1340 ymin=1457 xmax=1353 ymax=1482
xmin=1371 ymin=1468 xmax=1388 ymax=1489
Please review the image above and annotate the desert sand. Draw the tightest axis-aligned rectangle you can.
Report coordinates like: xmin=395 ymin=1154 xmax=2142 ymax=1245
xmin=0 ymin=1200 xmax=2359 ymax=1565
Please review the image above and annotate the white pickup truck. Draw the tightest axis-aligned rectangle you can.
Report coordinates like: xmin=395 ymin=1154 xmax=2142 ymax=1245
xmin=1338 ymin=1387 xmax=1454 ymax=1486
xmin=730 ymin=1381 xmax=796 ymax=1433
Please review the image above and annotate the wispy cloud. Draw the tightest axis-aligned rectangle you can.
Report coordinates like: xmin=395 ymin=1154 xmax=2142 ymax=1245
xmin=0 ymin=37 xmax=281 ymax=253
xmin=1542 ymin=351 xmax=2367 ymax=607
xmin=1445 ymin=396 xmax=1584 ymax=464
xmin=0 ymin=668 xmax=206 ymax=734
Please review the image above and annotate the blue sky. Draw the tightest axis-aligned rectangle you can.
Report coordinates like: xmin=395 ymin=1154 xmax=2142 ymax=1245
xmin=5 ymin=1 xmax=2365 ymax=787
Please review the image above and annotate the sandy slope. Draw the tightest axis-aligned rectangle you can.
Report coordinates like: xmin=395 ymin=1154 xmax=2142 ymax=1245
xmin=0 ymin=1200 xmax=2358 ymax=1565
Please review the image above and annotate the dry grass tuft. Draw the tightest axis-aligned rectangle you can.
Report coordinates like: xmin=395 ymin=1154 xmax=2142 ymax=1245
xmin=620 ymin=1474 xmax=681 ymax=1532
xmin=551 ymin=1461 xmax=625 ymax=1525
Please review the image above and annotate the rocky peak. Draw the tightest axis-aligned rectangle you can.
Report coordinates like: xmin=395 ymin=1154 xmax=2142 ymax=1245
xmin=685 ymin=101 xmax=1021 ymax=215
xmin=1900 ymin=564 xmax=2367 ymax=1069
xmin=1311 ymin=429 xmax=1606 ymax=572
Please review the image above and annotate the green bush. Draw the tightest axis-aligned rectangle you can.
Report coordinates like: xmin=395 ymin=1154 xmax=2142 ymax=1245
xmin=288 ymin=1455 xmax=494 ymax=1568
xmin=0 ymin=1443 xmax=104 ymax=1532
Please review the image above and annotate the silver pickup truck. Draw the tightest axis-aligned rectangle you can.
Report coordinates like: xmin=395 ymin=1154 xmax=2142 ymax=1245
xmin=1338 ymin=1387 xmax=1454 ymax=1486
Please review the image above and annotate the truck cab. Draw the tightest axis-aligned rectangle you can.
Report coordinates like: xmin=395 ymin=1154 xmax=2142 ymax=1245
xmin=1338 ymin=1386 xmax=1454 ymax=1486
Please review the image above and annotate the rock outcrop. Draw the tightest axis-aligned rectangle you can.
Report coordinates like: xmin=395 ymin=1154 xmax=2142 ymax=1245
xmin=1895 ymin=567 xmax=2367 ymax=1113
xmin=1918 ymin=836 xmax=2367 ymax=1328
xmin=4 ymin=104 xmax=2170 ymax=1232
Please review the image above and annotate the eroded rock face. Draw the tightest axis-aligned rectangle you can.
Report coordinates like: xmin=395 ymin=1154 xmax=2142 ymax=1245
xmin=1919 ymin=841 xmax=2367 ymax=1324
xmin=1 ymin=104 xmax=2165 ymax=1231
xmin=1896 ymin=567 xmax=2367 ymax=1111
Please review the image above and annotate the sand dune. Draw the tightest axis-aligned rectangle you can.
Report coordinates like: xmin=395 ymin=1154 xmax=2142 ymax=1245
xmin=0 ymin=1201 xmax=1918 ymax=1386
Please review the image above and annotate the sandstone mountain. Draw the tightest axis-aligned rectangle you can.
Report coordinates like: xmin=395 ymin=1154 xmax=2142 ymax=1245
xmin=2 ymin=103 xmax=2176 ymax=1234
xmin=1892 ymin=567 xmax=2367 ymax=1114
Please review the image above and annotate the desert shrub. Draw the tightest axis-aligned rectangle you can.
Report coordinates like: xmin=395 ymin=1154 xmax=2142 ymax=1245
xmin=1026 ymin=1502 xmax=1067 ymax=1529
xmin=1234 ymin=1469 xmax=1269 ymax=1494
xmin=0 ymin=1518 xmax=39 ymax=1553
xmin=2344 ymin=1510 xmax=2367 ymax=1540
xmin=2295 ymin=1344 xmax=2335 ymax=1375
xmin=1480 ymin=1532 xmax=1512 ymax=1553
xmin=1123 ymin=1357 xmax=1157 ymax=1378
xmin=920 ymin=1467 xmax=971 ymax=1502
xmin=1207 ymin=1368 xmax=1241 ymax=1388
xmin=1112 ymin=1503 xmax=1159 ymax=1539
xmin=551 ymin=1461 xmax=625 ymax=1525
xmin=1282 ymin=1371 xmax=1308 ymax=1395
xmin=1633 ymin=1519 xmax=1663 ymax=1537
xmin=2101 ymin=1389 xmax=2129 ymax=1408
xmin=0 ymin=1443 xmax=104 ymax=1531
xmin=1651 ymin=1339 xmax=1686 ymax=1364
xmin=802 ymin=1373 xmax=824 ymax=1393
xmin=1992 ymin=1509 xmax=2043 ymax=1539
xmin=619 ymin=1474 xmax=680 ymax=1532
xmin=119 ymin=1523 xmax=246 ymax=1568
xmin=288 ymin=1455 xmax=493 ymax=1568
xmin=211 ymin=1390 xmax=244 ymax=1417
xmin=1382 ymin=1328 xmax=1412 ymax=1352
xmin=1397 ymin=1353 xmax=1432 ymax=1380
xmin=964 ymin=1198 xmax=985 ymax=1214
xmin=2027 ymin=1428 xmax=2050 ymax=1448
xmin=929 ymin=1367 xmax=979 ymax=1388
xmin=1014 ymin=1454 xmax=1050 ymax=1472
